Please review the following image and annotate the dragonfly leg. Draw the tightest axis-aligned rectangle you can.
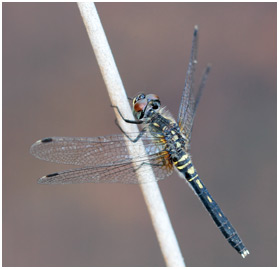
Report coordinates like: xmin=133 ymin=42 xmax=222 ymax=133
xmin=114 ymin=118 xmax=147 ymax=143
xmin=111 ymin=105 xmax=143 ymax=124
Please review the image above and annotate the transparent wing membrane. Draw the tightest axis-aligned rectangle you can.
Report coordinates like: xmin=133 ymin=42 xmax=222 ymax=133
xmin=177 ymin=26 xmax=211 ymax=142
xmin=37 ymin=151 xmax=173 ymax=185
xmin=178 ymin=26 xmax=199 ymax=140
xmin=30 ymin=134 xmax=165 ymax=167
xmin=30 ymin=134 xmax=174 ymax=184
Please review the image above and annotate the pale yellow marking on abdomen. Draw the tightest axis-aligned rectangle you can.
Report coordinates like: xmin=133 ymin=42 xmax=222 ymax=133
xmin=177 ymin=159 xmax=191 ymax=170
xmin=196 ymin=179 xmax=203 ymax=189
xmin=187 ymin=166 xmax=195 ymax=175
xmin=188 ymin=174 xmax=198 ymax=182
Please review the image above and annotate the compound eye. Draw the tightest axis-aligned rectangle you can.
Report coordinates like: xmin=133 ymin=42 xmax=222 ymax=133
xmin=146 ymin=94 xmax=159 ymax=102
xmin=133 ymin=93 xmax=146 ymax=105
xmin=145 ymin=94 xmax=160 ymax=109
xmin=134 ymin=100 xmax=147 ymax=113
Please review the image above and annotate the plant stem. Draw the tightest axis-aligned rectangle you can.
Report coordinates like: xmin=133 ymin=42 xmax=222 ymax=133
xmin=77 ymin=2 xmax=185 ymax=267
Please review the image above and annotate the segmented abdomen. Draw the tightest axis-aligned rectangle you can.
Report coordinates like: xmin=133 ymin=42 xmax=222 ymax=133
xmin=174 ymin=153 xmax=249 ymax=257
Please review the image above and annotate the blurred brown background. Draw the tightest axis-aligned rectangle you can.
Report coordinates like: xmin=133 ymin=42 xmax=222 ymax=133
xmin=3 ymin=2 xmax=276 ymax=267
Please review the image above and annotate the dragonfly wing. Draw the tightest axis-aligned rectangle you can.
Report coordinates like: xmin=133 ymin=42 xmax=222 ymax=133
xmin=177 ymin=27 xmax=211 ymax=143
xmin=30 ymin=134 xmax=164 ymax=167
xmin=38 ymin=151 xmax=173 ymax=184
xmin=177 ymin=26 xmax=199 ymax=141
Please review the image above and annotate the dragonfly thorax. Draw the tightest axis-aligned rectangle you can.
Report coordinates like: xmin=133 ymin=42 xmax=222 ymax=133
xmin=145 ymin=107 xmax=189 ymax=161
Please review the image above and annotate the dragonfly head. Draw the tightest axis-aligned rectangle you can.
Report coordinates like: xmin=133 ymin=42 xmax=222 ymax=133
xmin=132 ymin=93 xmax=161 ymax=120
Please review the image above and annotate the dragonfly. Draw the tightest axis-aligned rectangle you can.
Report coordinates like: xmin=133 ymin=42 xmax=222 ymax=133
xmin=30 ymin=26 xmax=249 ymax=258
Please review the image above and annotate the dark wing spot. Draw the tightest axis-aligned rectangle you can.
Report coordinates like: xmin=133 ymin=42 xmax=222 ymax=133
xmin=41 ymin=137 xmax=53 ymax=143
xmin=41 ymin=138 xmax=53 ymax=143
xmin=46 ymin=172 xmax=59 ymax=177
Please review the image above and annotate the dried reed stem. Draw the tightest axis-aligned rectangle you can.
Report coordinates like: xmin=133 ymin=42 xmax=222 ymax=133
xmin=77 ymin=2 xmax=185 ymax=266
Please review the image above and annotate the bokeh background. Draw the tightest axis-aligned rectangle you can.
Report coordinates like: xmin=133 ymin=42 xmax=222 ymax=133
xmin=3 ymin=2 xmax=276 ymax=267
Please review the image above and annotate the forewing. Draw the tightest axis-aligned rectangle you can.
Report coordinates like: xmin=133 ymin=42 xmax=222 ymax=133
xmin=30 ymin=134 xmax=164 ymax=167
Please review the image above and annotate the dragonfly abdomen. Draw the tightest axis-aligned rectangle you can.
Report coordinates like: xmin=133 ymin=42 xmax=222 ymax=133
xmin=174 ymin=153 xmax=249 ymax=257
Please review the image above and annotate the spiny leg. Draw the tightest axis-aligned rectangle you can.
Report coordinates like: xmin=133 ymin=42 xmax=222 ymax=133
xmin=114 ymin=118 xmax=147 ymax=143
xmin=111 ymin=105 xmax=143 ymax=124
xmin=112 ymin=105 xmax=147 ymax=143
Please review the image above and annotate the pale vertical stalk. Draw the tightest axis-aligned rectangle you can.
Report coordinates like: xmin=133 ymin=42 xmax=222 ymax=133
xmin=77 ymin=2 xmax=185 ymax=267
